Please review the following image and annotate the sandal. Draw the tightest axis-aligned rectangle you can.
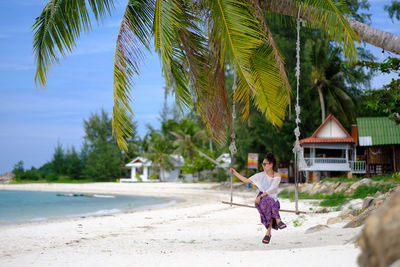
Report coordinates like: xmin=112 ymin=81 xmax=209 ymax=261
xmin=277 ymin=221 xmax=287 ymax=229
xmin=262 ymin=235 xmax=271 ymax=244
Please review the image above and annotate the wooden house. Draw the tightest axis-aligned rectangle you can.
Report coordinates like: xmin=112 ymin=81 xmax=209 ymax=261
xmin=355 ymin=117 xmax=400 ymax=175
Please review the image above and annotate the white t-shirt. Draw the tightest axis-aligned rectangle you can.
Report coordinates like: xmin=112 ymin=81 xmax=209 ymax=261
xmin=249 ymin=172 xmax=281 ymax=201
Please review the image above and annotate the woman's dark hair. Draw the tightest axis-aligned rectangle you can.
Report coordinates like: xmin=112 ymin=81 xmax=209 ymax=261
xmin=264 ymin=152 xmax=276 ymax=169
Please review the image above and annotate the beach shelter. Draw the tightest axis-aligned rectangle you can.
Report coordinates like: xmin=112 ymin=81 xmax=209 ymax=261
xmin=121 ymin=157 xmax=152 ymax=182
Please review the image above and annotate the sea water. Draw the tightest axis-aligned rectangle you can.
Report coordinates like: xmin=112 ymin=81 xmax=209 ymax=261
xmin=0 ymin=190 xmax=173 ymax=225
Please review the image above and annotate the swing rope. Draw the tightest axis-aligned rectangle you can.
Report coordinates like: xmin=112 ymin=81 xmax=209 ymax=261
xmin=223 ymin=6 xmax=307 ymax=214
xmin=292 ymin=3 xmax=308 ymax=215
xmin=292 ymin=4 xmax=303 ymax=215
xmin=229 ymin=70 xmax=238 ymax=206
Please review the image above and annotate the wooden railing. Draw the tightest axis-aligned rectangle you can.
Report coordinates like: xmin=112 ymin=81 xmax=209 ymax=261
xmin=304 ymin=157 xmax=347 ymax=166
xmin=303 ymin=158 xmax=366 ymax=173
xmin=349 ymin=161 xmax=366 ymax=173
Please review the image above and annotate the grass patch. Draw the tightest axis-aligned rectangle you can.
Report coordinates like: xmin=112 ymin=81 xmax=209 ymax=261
xmin=322 ymin=176 xmax=360 ymax=183
xmin=279 ymin=181 xmax=398 ymax=208
xmin=351 ymin=184 xmax=395 ymax=199
xmin=292 ymin=215 xmax=306 ymax=227
xmin=278 ymin=190 xmax=324 ymax=201
xmin=319 ymin=193 xmax=348 ymax=207
xmin=279 ymin=190 xmax=349 ymax=207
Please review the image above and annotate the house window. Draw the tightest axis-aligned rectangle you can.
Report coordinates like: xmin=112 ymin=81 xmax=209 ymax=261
xmin=304 ymin=148 xmax=310 ymax=158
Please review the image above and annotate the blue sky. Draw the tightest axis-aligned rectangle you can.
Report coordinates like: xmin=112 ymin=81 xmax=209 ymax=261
xmin=0 ymin=0 xmax=399 ymax=173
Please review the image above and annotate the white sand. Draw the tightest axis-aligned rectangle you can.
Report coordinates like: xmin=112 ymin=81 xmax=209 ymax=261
xmin=0 ymin=183 xmax=362 ymax=266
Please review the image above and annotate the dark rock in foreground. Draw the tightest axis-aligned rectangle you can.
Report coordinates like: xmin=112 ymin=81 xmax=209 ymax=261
xmin=357 ymin=191 xmax=400 ymax=267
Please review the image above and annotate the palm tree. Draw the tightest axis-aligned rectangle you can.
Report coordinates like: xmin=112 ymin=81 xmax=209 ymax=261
xmin=258 ymin=0 xmax=400 ymax=55
xmin=144 ymin=131 xmax=173 ymax=181
xmin=170 ymin=119 xmax=206 ymax=163
xmin=307 ymin=38 xmax=367 ymax=126
xmin=32 ymin=0 xmax=399 ymax=150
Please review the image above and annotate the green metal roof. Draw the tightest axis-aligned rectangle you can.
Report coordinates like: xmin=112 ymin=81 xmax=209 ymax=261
xmin=357 ymin=117 xmax=400 ymax=146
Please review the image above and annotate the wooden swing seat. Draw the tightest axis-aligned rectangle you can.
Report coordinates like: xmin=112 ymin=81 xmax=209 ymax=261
xmin=222 ymin=201 xmax=307 ymax=214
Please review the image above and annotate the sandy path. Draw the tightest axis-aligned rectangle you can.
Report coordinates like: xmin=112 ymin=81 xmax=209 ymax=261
xmin=0 ymin=183 xmax=362 ymax=266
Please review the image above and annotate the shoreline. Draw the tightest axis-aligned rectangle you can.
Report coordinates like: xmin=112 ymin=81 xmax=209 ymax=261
xmin=0 ymin=183 xmax=362 ymax=266
xmin=0 ymin=193 xmax=179 ymax=228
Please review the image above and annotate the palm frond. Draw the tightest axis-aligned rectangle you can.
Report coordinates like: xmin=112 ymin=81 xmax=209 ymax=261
xmin=179 ymin=6 xmax=230 ymax=142
xmin=207 ymin=0 xmax=259 ymax=93
xmin=207 ymin=0 xmax=290 ymax=126
xmin=249 ymin=44 xmax=290 ymax=126
xmin=155 ymin=0 xmax=231 ymax=141
xmin=112 ymin=0 xmax=155 ymax=150
xmin=196 ymin=54 xmax=230 ymax=142
xmin=32 ymin=0 xmax=115 ymax=87
xmin=251 ymin=0 xmax=291 ymax=113
xmin=154 ymin=0 xmax=193 ymax=111
xmin=295 ymin=0 xmax=359 ymax=62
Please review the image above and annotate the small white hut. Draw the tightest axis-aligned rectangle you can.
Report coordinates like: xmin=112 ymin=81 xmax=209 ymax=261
xmin=120 ymin=157 xmax=152 ymax=182
xmin=120 ymin=155 xmax=185 ymax=182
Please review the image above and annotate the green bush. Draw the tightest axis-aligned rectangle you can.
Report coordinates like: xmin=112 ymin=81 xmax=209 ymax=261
xmin=392 ymin=172 xmax=400 ymax=182
xmin=57 ymin=175 xmax=72 ymax=182
xmin=46 ymin=172 xmax=58 ymax=182
xmin=149 ymin=173 xmax=159 ymax=180
xmin=20 ymin=170 xmax=41 ymax=181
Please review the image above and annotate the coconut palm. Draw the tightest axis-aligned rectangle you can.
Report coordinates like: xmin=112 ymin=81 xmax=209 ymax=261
xmin=258 ymin=0 xmax=400 ymax=55
xmin=308 ymin=39 xmax=353 ymax=124
xmin=170 ymin=119 xmax=206 ymax=163
xmin=143 ymin=131 xmax=174 ymax=181
xmin=32 ymin=0 xmax=399 ymax=150
xmin=307 ymin=37 xmax=373 ymax=127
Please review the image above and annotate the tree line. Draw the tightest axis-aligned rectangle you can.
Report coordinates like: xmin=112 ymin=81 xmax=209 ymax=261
xmin=13 ymin=109 xmax=131 ymax=182
xmin=12 ymin=108 xmax=225 ymax=182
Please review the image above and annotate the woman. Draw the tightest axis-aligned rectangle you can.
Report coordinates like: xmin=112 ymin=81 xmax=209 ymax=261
xmin=230 ymin=152 xmax=286 ymax=244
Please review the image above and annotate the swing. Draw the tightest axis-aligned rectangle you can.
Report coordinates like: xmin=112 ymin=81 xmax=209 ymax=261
xmin=222 ymin=5 xmax=306 ymax=215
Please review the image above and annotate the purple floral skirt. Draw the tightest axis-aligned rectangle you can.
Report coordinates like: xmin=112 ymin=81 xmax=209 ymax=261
xmin=255 ymin=192 xmax=281 ymax=230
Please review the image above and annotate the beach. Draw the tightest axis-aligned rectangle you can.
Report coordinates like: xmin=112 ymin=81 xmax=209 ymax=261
xmin=0 ymin=183 xmax=362 ymax=266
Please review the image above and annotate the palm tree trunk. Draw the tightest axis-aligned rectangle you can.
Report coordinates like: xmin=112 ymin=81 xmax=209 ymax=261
xmin=258 ymin=0 xmax=400 ymax=55
xmin=317 ymin=85 xmax=325 ymax=123
xmin=160 ymin=167 xmax=165 ymax=181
